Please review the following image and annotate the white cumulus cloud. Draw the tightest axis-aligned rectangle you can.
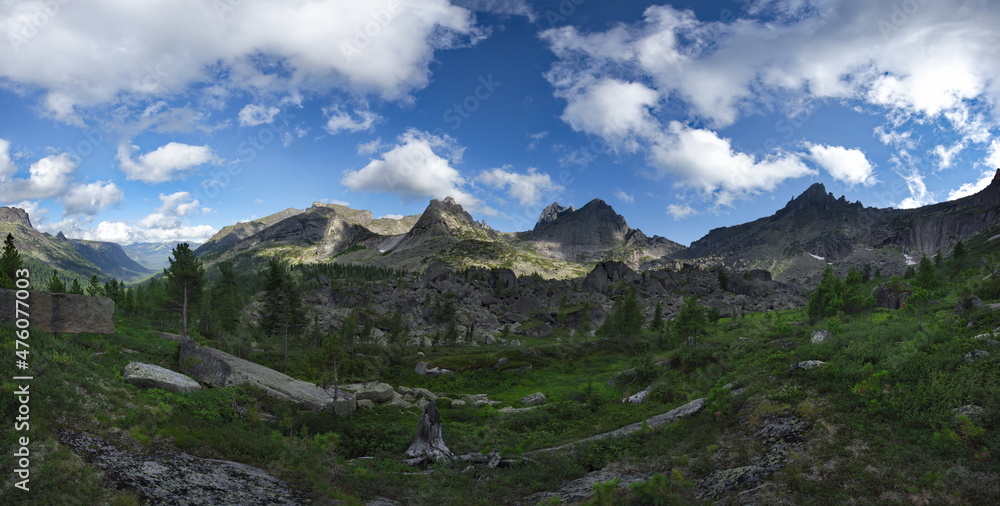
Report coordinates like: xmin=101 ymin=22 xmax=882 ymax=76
xmin=806 ymin=144 xmax=877 ymax=186
xmin=948 ymin=171 xmax=995 ymax=201
xmin=649 ymin=122 xmax=815 ymax=206
xmin=476 ymin=167 xmax=562 ymax=207
xmin=118 ymin=142 xmax=219 ymax=183
xmin=0 ymin=139 xmax=76 ymax=201
xmin=667 ymin=203 xmax=697 ymax=220
xmin=61 ymin=181 xmax=124 ymax=215
xmin=325 ymin=106 xmax=380 ymax=134
xmin=341 ymin=129 xmax=491 ymax=213
xmin=238 ymin=104 xmax=280 ymax=127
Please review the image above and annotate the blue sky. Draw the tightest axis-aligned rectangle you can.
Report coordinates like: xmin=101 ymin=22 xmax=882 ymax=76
xmin=1 ymin=0 xmax=998 ymax=246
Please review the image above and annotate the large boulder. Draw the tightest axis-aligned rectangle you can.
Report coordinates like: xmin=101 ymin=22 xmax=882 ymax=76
xmin=521 ymin=392 xmax=547 ymax=407
xmin=323 ymin=388 xmax=358 ymax=417
xmin=123 ymin=362 xmax=202 ymax=393
xmin=352 ymin=382 xmax=396 ymax=404
xmin=179 ymin=340 xmax=336 ymax=411
xmin=0 ymin=289 xmax=115 ymax=334
xmin=422 ymin=262 xmax=454 ymax=287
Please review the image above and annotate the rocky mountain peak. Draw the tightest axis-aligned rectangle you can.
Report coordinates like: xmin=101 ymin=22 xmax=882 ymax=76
xmin=778 ymin=182 xmax=853 ymax=215
xmin=535 ymin=202 xmax=575 ymax=229
xmin=56 ymin=231 xmax=68 ymax=241
xmin=0 ymin=206 xmax=32 ymax=228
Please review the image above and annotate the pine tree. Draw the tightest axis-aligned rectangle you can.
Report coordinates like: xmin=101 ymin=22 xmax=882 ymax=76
xmin=46 ymin=272 xmax=67 ymax=293
xmin=0 ymin=233 xmax=22 ymax=288
xmin=163 ymin=243 xmax=206 ymax=337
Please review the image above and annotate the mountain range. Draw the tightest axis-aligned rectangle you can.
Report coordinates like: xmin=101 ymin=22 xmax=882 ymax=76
xmin=3 ymin=169 xmax=999 ymax=284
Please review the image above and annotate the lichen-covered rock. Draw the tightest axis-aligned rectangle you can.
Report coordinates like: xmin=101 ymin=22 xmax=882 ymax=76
xmin=964 ymin=350 xmax=990 ymax=363
xmin=623 ymin=387 xmax=650 ymax=404
xmin=60 ymin=429 xmax=308 ymax=505
xmin=123 ymin=362 xmax=201 ymax=393
xmin=521 ymin=392 xmax=547 ymax=406
xmin=811 ymin=329 xmax=830 ymax=344
xmin=357 ymin=399 xmax=375 ymax=410
xmin=696 ymin=417 xmax=810 ymax=498
xmin=789 ymin=360 xmax=828 ymax=371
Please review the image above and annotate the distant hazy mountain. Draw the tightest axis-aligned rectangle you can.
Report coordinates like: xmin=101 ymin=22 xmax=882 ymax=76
xmin=68 ymin=239 xmax=154 ymax=282
xmin=112 ymin=242 xmax=200 ymax=274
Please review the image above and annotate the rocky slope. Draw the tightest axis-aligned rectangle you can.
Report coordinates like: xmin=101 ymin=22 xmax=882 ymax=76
xmin=294 ymin=260 xmax=805 ymax=347
xmin=0 ymin=207 xmax=105 ymax=279
xmin=195 ymin=207 xmax=304 ymax=257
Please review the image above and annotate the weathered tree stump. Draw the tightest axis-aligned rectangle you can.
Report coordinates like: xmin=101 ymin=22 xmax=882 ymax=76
xmin=404 ymin=401 xmax=455 ymax=465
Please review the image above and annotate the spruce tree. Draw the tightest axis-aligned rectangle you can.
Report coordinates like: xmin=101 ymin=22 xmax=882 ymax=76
xmin=673 ymin=295 xmax=707 ymax=346
xmin=213 ymin=261 xmax=241 ymax=334
xmin=915 ymin=254 xmax=938 ymax=291
xmin=86 ymin=275 xmax=102 ymax=296
xmin=46 ymin=272 xmax=67 ymax=293
xmin=598 ymin=286 xmax=643 ymax=344
xmin=0 ymin=233 xmax=22 ymax=288
xmin=649 ymin=300 xmax=665 ymax=332
xmin=163 ymin=243 xmax=206 ymax=337
xmin=953 ymin=240 xmax=966 ymax=260
xmin=260 ymin=257 xmax=305 ymax=337
xmin=69 ymin=278 xmax=84 ymax=295
xmin=577 ymin=303 xmax=592 ymax=341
